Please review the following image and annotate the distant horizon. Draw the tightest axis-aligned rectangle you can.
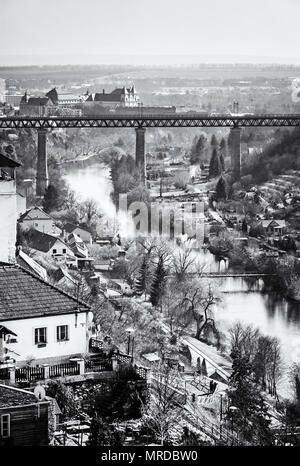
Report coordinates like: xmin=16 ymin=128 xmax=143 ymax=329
xmin=1 ymin=53 xmax=300 ymax=68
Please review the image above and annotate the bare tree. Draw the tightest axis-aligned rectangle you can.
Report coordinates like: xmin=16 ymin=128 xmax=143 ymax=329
xmin=229 ymin=322 xmax=260 ymax=358
xmin=78 ymin=198 xmax=100 ymax=226
xmin=143 ymin=365 xmax=184 ymax=445
xmin=181 ymin=281 xmax=220 ymax=342
xmin=229 ymin=322 xmax=281 ymax=398
xmin=172 ymin=245 xmax=196 ymax=281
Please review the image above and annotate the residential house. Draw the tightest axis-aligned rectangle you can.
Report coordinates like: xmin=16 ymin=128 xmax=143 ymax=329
xmin=16 ymin=192 xmax=26 ymax=217
xmin=259 ymin=219 xmax=286 ymax=237
xmin=0 ymin=264 xmax=92 ymax=365
xmin=67 ymin=233 xmax=93 ymax=269
xmin=0 ymin=384 xmax=50 ymax=446
xmin=93 ymin=258 xmax=114 ymax=273
xmin=63 ymin=223 xmax=92 ymax=244
xmin=18 ymin=206 xmax=61 ymax=236
xmin=0 ymin=152 xmax=21 ymax=263
xmin=25 ymin=229 xmax=76 ymax=267
xmin=51 ymin=266 xmax=78 ymax=292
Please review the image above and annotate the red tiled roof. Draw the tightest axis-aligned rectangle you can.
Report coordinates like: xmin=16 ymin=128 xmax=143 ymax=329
xmin=0 ymin=264 xmax=90 ymax=321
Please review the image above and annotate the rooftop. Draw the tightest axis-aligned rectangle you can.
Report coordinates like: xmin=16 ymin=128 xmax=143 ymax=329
xmin=16 ymin=249 xmax=48 ymax=282
xmin=19 ymin=206 xmax=53 ymax=222
xmin=0 ymin=264 xmax=90 ymax=321
xmin=64 ymin=223 xmax=90 ymax=234
xmin=94 ymin=93 xmax=122 ymax=102
xmin=27 ymin=97 xmax=51 ymax=106
xmin=26 ymin=229 xmax=68 ymax=253
xmin=0 ymin=384 xmax=39 ymax=408
xmin=0 ymin=152 xmax=21 ymax=168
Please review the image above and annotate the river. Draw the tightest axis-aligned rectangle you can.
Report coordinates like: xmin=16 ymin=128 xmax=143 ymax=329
xmin=64 ymin=163 xmax=135 ymax=238
xmin=65 ymin=163 xmax=300 ymax=396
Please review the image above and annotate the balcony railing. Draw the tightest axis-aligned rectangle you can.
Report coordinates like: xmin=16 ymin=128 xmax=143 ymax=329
xmin=15 ymin=366 xmax=45 ymax=382
xmin=85 ymin=357 xmax=112 ymax=373
xmin=49 ymin=362 xmax=80 ymax=378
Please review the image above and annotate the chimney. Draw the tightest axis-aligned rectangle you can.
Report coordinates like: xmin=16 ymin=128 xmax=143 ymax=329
xmin=103 ymin=89 xmax=105 ymax=94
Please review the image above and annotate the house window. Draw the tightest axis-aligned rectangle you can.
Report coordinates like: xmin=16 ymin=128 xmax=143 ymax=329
xmin=1 ymin=414 xmax=10 ymax=438
xmin=53 ymin=249 xmax=57 ymax=254
xmin=62 ymin=249 xmax=66 ymax=254
xmin=35 ymin=222 xmax=38 ymax=227
xmin=35 ymin=327 xmax=47 ymax=345
xmin=57 ymin=325 xmax=69 ymax=342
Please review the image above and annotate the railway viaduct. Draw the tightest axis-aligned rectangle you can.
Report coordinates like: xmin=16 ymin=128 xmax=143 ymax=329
xmin=1 ymin=113 xmax=300 ymax=196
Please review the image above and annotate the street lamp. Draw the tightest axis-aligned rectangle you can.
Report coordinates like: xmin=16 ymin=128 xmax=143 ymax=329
xmin=229 ymin=405 xmax=239 ymax=438
xmin=219 ymin=391 xmax=227 ymax=423
xmin=184 ymin=379 xmax=187 ymax=404
xmin=125 ymin=327 xmax=135 ymax=357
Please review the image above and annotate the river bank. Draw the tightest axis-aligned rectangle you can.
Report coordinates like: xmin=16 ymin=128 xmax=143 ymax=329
xmin=59 ymin=145 xmax=125 ymax=171
xmin=64 ymin=164 xmax=300 ymax=397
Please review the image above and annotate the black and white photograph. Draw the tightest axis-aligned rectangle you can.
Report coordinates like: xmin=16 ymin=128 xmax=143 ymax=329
xmin=0 ymin=0 xmax=300 ymax=455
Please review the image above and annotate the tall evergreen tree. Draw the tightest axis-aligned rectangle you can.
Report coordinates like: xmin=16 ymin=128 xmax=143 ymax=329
xmin=190 ymin=134 xmax=207 ymax=165
xmin=220 ymin=153 xmax=225 ymax=172
xmin=209 ymin=148 xmax=222 ymax=178
xmin=87 ymin=415 xmax=124 ymax=446
xmin=215 ymin=176 xmax=227 ymax=201
xmin=228 ymin=351 xmax=274 ymax=445
xmin=242 ymin=218 xmax=248 ymax=233
xmin=43 ymin=184 xmax=59 ymax=213
xmin=150 ymin=256 xmax=167 ymax=307
xmin=220 ymin=137 xmax=227 ymax=152
xmin=134 ymin=256 xmax=148 ymax=297
xmin=210 ymin=134 xmax=218 ymax=147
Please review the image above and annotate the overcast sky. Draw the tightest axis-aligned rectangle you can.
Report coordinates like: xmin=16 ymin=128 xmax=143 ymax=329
xmin=1 ymin=0 xmax=299 ymax=65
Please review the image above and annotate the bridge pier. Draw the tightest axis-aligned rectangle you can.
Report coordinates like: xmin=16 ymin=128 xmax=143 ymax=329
xmin=36 ymin=128 xmax=49 ymax=197
xmin=135 ymin=127 xmax=146 ymax=182
xmin=230 ymin=126 xmax=241 ymax=179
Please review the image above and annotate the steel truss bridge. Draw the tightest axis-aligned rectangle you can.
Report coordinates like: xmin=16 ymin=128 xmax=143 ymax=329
xmin=1 ymin=113 xmax=300 ymax=129
xmin=2 ymin=112 xmax=300 ymax=195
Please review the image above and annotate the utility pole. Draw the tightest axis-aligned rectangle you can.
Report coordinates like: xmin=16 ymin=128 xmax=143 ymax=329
xmin=160 ymin=174 xmax=163 ymax=197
